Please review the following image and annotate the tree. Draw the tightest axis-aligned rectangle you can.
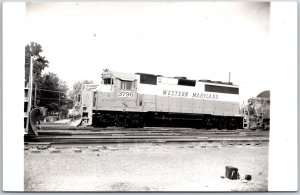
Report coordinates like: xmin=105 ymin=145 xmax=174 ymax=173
xmin=36 ymin=72 xmax=72 ymax=115
xmin=25 ymin=42 xmax=72 ymax=118
xmin=25 ymin=42 xmax=49 ymax=84
xmin=69 ymin=80 xmax=94 ymax=101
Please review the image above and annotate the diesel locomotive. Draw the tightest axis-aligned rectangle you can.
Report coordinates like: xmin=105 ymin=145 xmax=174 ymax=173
xmin=242 ymin=90 xmax=270 ymax=130
xmin=71 ymin=69 xmax=243 ymax=129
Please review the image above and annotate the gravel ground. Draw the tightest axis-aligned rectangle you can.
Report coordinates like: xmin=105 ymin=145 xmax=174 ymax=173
xmin=24 ymin=143 xmax=268 ymax=192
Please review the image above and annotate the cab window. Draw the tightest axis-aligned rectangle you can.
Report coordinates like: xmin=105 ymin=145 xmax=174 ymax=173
xmin=103 ymin=78 xmax=113 ymax=85
xmin=93 ymin=92 xmax=97 ymax=107
xmin=120 ymin=80 xmax=134 ymax=90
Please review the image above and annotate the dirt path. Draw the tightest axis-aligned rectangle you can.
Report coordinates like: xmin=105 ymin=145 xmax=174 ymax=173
xmin=25 ymin=143 xmax=268 ymax=191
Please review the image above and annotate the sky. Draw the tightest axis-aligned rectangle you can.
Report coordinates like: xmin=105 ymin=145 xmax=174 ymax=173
xmin=26 ymin=2 xmax=271 ymax=102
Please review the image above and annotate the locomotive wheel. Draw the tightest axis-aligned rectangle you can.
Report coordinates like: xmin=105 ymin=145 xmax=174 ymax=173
xmin=194 ymin=119 xmax=202 ymax=129
xmin=130 ymin=115 xmax=142 ymax=128
xmin=227 ymin=118 xmax=238 ymax=130
xmin=220 ymin=119 xmax=225 ymax=130
xmin=195 ymin=124 xmax=201 ymax=129
xmin=131 ymin=119 xmax=139 ymax=128
xmin=206 ymin=121 xmax=212 ymax=129
xmin=138 ymin=117 xmax=144 ymax=128
xmin=92 ymin=114 xmax=108 ymax=127
xmin=217 ymin=118 xmax=226 ymax=130
xmin=226 ymin=119 xmax=232 ymax=130
xmin=116 ymin=114 xmax=124 ymax=127
xmin=230 ymin=119 xmax=237 ymax=130
xmin=201 ymin=118 xmax=209 ymax=129
xmin=124 ymin=115 xmax=131 ymax=128
xmin=206 ymin=118 xmax=213 ymax=130
xmin=217 ymin=119 xmax=223 ymax=130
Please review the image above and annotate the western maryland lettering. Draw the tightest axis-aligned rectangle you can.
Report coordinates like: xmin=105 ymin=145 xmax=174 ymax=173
xmin=192 ymin=92 xmax=218 ymax=100
xmin=162 ymin=90 xmax=188 ymax=97
xmin=162 ymin=90 xmax=218 ymax=100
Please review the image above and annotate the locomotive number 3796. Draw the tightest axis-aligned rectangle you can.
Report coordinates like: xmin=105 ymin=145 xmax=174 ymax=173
xmin=117 ymin=90 xmax=134 ymax=98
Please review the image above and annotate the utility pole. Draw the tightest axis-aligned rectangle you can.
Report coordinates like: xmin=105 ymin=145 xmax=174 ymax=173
xmin=58 ymin=92 xmax=60 ymax=120
xmin=25 ymin=54 xmax=34 ymax=133
xmin=34 ymin=83 xmax=37 ymax=107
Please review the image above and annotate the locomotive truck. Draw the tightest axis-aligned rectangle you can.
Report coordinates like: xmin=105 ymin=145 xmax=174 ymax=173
xmin=70 ymin=69 xmax=243 ymax=129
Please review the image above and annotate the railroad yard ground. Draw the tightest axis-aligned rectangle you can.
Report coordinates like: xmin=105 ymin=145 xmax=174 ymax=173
xmin=24 ymin=142 xmax=269 ymax=191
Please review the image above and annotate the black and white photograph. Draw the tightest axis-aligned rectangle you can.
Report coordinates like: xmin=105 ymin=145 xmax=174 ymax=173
xmin=2 ymin=1 xmax=298 ymax=192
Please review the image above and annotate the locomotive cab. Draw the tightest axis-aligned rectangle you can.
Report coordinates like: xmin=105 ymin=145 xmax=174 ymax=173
xmin=100 ymin=69 xmax=138 ymax=109
xmin=90 ymin=69 xmax=142 ymax=127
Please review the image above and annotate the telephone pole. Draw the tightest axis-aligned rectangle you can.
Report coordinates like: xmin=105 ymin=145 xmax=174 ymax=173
xmin=34 ymin=83 xmax=37 ymax=107
xmin=25 ymin=55 xmax=34 ymax=133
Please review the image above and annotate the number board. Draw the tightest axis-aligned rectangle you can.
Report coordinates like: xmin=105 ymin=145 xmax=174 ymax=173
xmin=117 ymin=90 xmax=134 ymax=98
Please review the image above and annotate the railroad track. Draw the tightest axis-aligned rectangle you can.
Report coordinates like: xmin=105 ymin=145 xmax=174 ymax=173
xmin=25 ymin=126 xmax=269 ymax=145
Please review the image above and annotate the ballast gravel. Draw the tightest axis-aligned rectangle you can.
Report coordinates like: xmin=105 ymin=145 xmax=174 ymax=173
xmin=25 ymin=143 xmax=268 ymax=191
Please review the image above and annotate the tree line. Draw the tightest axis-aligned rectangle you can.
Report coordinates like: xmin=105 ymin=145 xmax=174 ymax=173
xmin=25 ymin=42 xmax=93 ymax=118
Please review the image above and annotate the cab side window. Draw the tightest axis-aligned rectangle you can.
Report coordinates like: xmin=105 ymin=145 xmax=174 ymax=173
xmin=120 ymin=80 xmax=134 ymax=90
xmin=103 ymin=78 xmax=113 ymax=85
